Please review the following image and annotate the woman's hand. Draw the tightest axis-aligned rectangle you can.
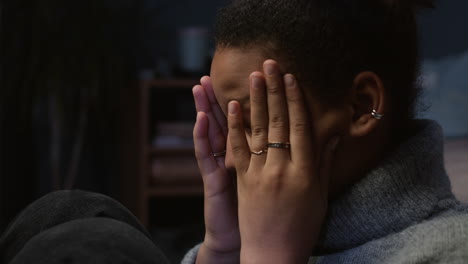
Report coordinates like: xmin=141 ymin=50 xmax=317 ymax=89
xmin=227 ymin=61 xmax=339 ymax=264
xmin=193 ymin=76 xmax=240 ymax=264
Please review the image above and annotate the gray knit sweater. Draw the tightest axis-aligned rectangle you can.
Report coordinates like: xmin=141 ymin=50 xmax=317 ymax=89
xmin=182 ymin=120 xmax=468 ymax=263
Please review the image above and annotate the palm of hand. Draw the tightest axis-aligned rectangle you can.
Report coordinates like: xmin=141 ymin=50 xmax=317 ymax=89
xmin=193 ymin=76 xmax=241 ymax=258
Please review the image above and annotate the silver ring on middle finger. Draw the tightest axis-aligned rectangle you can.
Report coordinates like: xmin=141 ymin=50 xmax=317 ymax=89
xmin=267 ymin=142 xmax=291 ymax=149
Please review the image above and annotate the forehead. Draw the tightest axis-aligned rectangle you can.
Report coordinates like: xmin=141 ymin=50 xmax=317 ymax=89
xmin=210 ymin=48 xmax=266 ymax=113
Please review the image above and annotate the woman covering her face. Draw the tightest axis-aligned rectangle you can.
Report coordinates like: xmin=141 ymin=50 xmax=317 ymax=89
xmin=185 ymin=0 xmax=468 ymax=263
xmin=1 ymin=0 xmax=467 ymax=263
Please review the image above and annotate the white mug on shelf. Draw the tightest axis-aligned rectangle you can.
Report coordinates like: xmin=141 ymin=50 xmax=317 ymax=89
xmin=178 ymin=26 xmax=209 ymax=73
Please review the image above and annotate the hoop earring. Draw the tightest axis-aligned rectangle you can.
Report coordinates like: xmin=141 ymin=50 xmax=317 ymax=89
xmin=371 ymin=109 xmax=384 ymax=120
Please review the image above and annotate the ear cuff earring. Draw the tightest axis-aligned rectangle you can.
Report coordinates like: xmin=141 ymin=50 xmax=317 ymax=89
xmin=372 ymin=109 xmax=384 ymax=120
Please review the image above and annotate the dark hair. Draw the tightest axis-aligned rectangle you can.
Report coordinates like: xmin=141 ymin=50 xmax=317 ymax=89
xmin=214 ymin=0 xmax=434 ymax=129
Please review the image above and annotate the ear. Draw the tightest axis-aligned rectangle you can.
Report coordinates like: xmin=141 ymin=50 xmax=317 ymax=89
xmin=349 ymin=71 xmax=386 ymax=137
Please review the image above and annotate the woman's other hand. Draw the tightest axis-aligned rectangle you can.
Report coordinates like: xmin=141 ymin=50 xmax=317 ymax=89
xmin=193 ymin=76 xmax=240 ymax=264
xmin=228 ymin=61 xmax=340 ymax=264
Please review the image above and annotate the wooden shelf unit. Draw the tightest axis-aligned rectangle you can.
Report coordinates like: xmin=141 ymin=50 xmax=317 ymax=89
xmin=120 ymin=79 xmax=203 ymax=226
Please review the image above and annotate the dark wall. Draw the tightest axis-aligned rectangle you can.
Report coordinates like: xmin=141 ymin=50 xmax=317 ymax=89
xmin=418 ymin=0 xmax=468 ymax=59
xmin=138 ymin=0 xmax=229 ymax=69
xmin=0 ymin=0 xmax=38 ymax=232
xmin=0 ymin=0 xmax=138 ymax=231
xmin=0 ymin=0 xmax=230 ymax=232
xmin=138 ymin=0 xmax=468 ymax=68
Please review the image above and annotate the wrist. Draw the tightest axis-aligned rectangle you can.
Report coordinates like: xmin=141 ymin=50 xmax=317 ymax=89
xmin=240 ymin=242 xmax=311 ymax=264
xmin=240 ymin=249 xmax=309 ymax=264
xmin=196 ymin=242 xmax=240 ymax=264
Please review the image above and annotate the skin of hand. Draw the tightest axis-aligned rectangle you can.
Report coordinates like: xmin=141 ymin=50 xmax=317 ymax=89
xmin=227 ymin=61 xmax=340 ymax=264
xmin=193 ymin=76 xmax=241 ymax=264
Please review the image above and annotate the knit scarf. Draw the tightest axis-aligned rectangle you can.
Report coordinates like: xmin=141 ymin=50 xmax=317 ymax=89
xmin=316 ymin=120 xmax=455 ymax=253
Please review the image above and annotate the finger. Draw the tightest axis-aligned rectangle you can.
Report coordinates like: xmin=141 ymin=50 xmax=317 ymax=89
xmin=284 ymin=74 xmax=313 ymax=164
xmin=194 ymin=112 xmax=233 ymax=202
xmin=249 ymin=72 xmax=268 ymax=164
xmin=317 ymin=137 xmax=340 ymax=200
xmin=193 ymin=112 xmax=221 ymax=176
xmin=227 ymin=101 xmax=250 ymax=174
xmin=263 ymin=60 xmax=290 ymax=161
xmin=193 ymin=85 xmax=226 ymax=154
xmin=201 ymin=76 xmax=228 ymax=136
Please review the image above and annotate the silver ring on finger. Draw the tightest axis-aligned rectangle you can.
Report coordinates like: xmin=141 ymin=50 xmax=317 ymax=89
xmin=251 ymin=149 xmax=268 ymax=155
xmin=212 ymin=150 xmax=226 ymax=157
xmin=267 ymin=142 xmax=291 ymax=149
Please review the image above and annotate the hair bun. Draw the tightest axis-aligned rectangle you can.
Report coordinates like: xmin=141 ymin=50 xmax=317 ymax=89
xmin=383 ymin=0 xmax=435 ymax=11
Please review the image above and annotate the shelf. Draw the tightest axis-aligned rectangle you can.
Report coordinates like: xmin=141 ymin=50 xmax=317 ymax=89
xmin=141 ymin=79 xmax=199 ymax=89
xmin=147 ymin=184 xmax=203 ymax=197
xmin=120 ymin=77 xmax=203 ymax=226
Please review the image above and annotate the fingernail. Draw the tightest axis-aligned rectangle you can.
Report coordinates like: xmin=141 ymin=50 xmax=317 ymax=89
xmin=285 ymin=74 xmax=295 ymax=87
xmin=251 ymin=75 xmax=262 ymax=89
xmin=201 ymin=76 xmax=211 ymax=85
xmin=264 ymin=62 xmax=276 ymax=75
xmin=228 ymin=101 xmax=237 ymax=114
